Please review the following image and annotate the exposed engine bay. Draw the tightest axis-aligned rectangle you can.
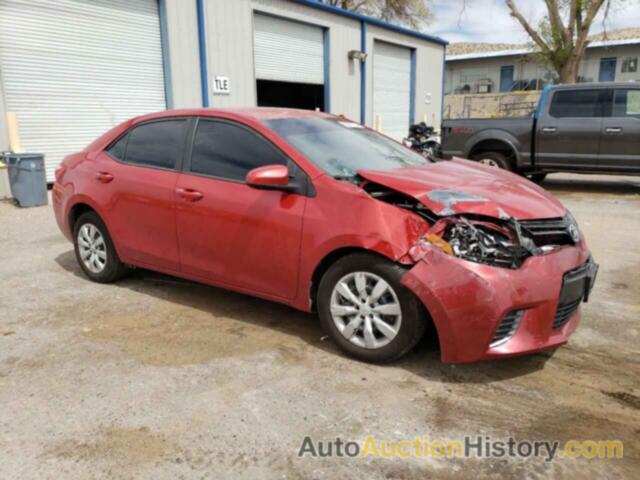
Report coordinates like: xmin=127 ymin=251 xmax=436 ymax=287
xmin=362 ymin=180 xmax=579 ymax=269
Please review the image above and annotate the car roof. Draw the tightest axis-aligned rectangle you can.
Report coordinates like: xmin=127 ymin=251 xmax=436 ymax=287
xmin=130 ymin=107 xmax=335 ymax=125
xmin=551 ymin=82 xmax=640 ymax=90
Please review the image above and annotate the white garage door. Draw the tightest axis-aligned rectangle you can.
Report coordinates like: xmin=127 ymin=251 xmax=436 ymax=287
xmin=373 ymin=41 xmax=412 ymax=141
xmin=0 ymin=0 xmax=167 ymax=181
xmin=254 ymin=13 xmax=324 ymax=85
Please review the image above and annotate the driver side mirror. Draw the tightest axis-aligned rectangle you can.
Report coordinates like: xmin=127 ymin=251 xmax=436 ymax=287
xmin=245 ymin=164 xmax=291 ymax=191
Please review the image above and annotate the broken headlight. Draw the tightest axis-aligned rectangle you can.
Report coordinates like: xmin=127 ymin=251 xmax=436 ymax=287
xmin=426 ymin=217 xmax=534 ymax=268
xmin=565 ymin=211 xmax=582 ymax=243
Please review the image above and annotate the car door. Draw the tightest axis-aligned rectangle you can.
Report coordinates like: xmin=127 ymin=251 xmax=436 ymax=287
xmin=535 ymin=88 xmax=605 ymax=170
xmin=175 ymin=118 xmax=307 ymax=300
xmin=97 ymin=119 xmax=187 ymax=271
xmin=598 ymin=87 xmax=640 ymax=172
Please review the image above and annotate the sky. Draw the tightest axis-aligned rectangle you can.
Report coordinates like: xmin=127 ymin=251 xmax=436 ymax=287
xmin=428 ymin=0 xmax=640 ymax=44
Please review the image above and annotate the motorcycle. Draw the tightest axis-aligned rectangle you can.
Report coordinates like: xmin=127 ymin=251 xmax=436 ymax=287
xmin=404 ymin=122 xmax=440 ymax=158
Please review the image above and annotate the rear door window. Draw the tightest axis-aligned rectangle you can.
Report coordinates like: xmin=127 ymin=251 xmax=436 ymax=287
xmin=107 ymin=133 xmax=128 ymax=161
xmin=613 ymin=89 xmax=640 ymax=117
xmin=189 ymin=120 xmax=286 ymax=181
xmin=123 ymin=120 xmax=186 ymax=169
xmin=549 ymin=90 xmax=602 ymax=118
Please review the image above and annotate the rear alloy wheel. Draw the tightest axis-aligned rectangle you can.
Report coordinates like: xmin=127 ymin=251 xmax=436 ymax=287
xmin=473 ymin=151 xmax=512 ymax=171
xmin=77 ymin=223 xmax=107 ymax=274
xmin=318 ymin=253 xmax=427 ymax=363
xmin=73 ymin=211 xmax=128 ymax=283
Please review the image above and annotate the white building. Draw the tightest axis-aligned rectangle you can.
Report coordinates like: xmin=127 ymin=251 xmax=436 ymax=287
xmin=445 ymin=28 xmax=640 ymax=95
xmin=0 ymin=0 xmax=446 ymax=181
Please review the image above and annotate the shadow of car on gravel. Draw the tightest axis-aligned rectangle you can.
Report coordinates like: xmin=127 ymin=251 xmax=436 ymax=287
xmin=55 ymin=250 xmax=552 ymax=381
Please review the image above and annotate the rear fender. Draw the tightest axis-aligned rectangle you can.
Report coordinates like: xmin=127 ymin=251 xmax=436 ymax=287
xmin=465 ymin=130 xmax=522 ymax=166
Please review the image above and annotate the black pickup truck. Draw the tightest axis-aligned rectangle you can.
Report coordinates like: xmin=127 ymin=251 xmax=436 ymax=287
xmin=441 ymin=83 xmax=640 ymax=182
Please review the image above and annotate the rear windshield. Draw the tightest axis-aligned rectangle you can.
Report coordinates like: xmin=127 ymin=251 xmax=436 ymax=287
xmin=263 ymin=117 xmax=428 ymax=178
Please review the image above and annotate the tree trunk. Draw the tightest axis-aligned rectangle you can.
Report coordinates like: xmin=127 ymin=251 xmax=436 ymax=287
xmin=558 ymin=59 xmax=579 ymax=84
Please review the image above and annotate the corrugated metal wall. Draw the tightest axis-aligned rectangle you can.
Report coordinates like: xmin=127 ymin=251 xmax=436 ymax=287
xmin=202 ymin=0 xmax=363 ymax=119
xmin=0 ymin=0 xmax=445 ymax=168
xmin=0 ymin=0 xmax=167 ymax=181
xmin=254 ymin=13 xmax=324 ymax=84
xmin=366 ymin=24 xmax=444 ymax=130
xmin=372 ymin=41 xmax=412 ymax=140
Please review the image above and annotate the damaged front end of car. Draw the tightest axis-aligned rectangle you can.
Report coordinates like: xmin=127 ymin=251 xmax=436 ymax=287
xmin=419 ymin=216 xmax=540 ymax=269
xmin=362 ymin=179 xmax=579 ymax=269
xmin=351 ymin=166 xmax=593 ymax=363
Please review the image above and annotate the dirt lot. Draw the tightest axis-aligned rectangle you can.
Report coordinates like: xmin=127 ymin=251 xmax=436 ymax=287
xmin=1 ymin=174 xmax=639 ymax=479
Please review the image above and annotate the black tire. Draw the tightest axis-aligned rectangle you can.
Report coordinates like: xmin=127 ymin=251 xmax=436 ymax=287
xmin=473 ymin=151 xmax=513 ymax=171
xmin=317 ymin=253 xmax=427 ymax=363
xmin=73 ymin=211 xmax=128 ymax=283
xmin=527 ymin=172 xmax=547 ymax=183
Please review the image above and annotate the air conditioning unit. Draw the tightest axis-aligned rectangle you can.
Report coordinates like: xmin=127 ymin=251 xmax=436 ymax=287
xmin=474 ymin=79 xmax=493 ymax=94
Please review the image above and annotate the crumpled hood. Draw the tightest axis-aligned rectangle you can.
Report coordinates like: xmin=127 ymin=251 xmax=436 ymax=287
xmin=358 ymin=157 xmax=566 ymax=220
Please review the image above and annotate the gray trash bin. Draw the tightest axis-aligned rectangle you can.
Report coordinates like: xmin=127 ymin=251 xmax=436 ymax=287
xmin=3 ymin=153 xmax=48 ymax=207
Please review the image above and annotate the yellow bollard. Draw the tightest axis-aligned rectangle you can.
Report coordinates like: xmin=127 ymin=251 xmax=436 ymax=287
xmin=6 ymin=112 xmax=23 ymax=153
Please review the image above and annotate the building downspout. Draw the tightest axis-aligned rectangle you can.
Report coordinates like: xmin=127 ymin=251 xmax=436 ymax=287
xmin=196 ymin=0 xmax=210 ymax=107
xmin=360 ymin=20 xmax=367 ymax=125
xmin=440 ymin=45 xmax=446 ymax=130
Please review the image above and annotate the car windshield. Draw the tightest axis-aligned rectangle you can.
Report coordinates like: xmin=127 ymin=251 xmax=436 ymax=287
xmin=264 ymin=117 xmax=429 ymax=178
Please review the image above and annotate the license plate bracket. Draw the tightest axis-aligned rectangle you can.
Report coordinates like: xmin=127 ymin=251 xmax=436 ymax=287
xmin=559 ymin=259 xmax=598 ymax=305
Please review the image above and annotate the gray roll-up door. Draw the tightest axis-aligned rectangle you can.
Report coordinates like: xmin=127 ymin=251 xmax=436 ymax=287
xmin=253 ymin=13 xmax=324 ymax=85
xmin=0 ymin=0 xmax=167 ymax=181
xmin=373 ymin=41 xmax=412 ymax=141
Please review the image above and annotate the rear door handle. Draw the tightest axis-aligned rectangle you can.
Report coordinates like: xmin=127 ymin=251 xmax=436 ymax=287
xmin=176 ymin=188 xmax=203 ymax=202
xmin=604 ymin=127 xmax=623 ymax=134
xmin=95 ymin=172 xmax=114 ymax=183
xmin=542 ymin=127 xmax=557 ymax=133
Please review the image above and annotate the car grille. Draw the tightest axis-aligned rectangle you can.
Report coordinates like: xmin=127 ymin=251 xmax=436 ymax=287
xmin=519 ymin=216 xmax=575 ymax=247
xmin=553 ymin=298 xmax=581 ymax=329
xmin=490 ymin=310 xmax=524 ymax=347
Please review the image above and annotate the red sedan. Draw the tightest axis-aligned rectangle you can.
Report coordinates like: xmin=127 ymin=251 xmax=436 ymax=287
xmin=53 ymin=108 xmax=597 ymax=363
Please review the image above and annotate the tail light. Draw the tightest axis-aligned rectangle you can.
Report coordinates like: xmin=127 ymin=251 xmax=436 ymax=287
xmin=54 ymin=164 xmax=67 ymax=183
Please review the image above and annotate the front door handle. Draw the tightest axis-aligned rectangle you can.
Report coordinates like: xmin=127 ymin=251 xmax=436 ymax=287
xmin=542 ymin=127 xmax=557 ymax=133
xmin=176 ymin=188 xmax=203 ymax=202
xmin=604 ymin=127 xmax=623 ymax=134
xmin=95 ymin=172 xmax=114 ymax=183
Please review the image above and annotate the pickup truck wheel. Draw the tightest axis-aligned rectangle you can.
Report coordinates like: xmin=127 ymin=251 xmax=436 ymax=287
xmin=527 ymin=173 xmax=547 ymax=183
xmin=473 ymin=151 xmax=512 ymax=171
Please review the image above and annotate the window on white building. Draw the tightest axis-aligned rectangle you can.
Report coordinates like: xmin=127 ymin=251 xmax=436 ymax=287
xmin=622 ymin=57 xmax=638 ymax=73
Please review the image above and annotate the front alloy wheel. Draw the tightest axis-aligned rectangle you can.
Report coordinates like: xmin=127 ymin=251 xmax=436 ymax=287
xmin=318 ymin=253 xmax=427 ymax=363
xmin=330 ymin=272 xmax=402 ymax=349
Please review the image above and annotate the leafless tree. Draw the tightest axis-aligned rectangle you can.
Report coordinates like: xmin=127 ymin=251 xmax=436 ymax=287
xmin=505 ymin=0 xmax=624 ymax=83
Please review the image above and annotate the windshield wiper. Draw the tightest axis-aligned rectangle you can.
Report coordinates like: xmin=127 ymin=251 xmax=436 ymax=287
xmin=333 ymin=174 xmax=356 ymax=180
xmin=333 ymin=174 xmax=362 ymax=185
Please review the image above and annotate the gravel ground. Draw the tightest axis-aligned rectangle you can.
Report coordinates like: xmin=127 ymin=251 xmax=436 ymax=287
xmin=1 ymin=173 xmax=639 ymax=479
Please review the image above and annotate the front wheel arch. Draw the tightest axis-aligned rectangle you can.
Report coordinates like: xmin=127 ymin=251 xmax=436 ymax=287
xmin=310 ymin=247 xmax=388 ymax=311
